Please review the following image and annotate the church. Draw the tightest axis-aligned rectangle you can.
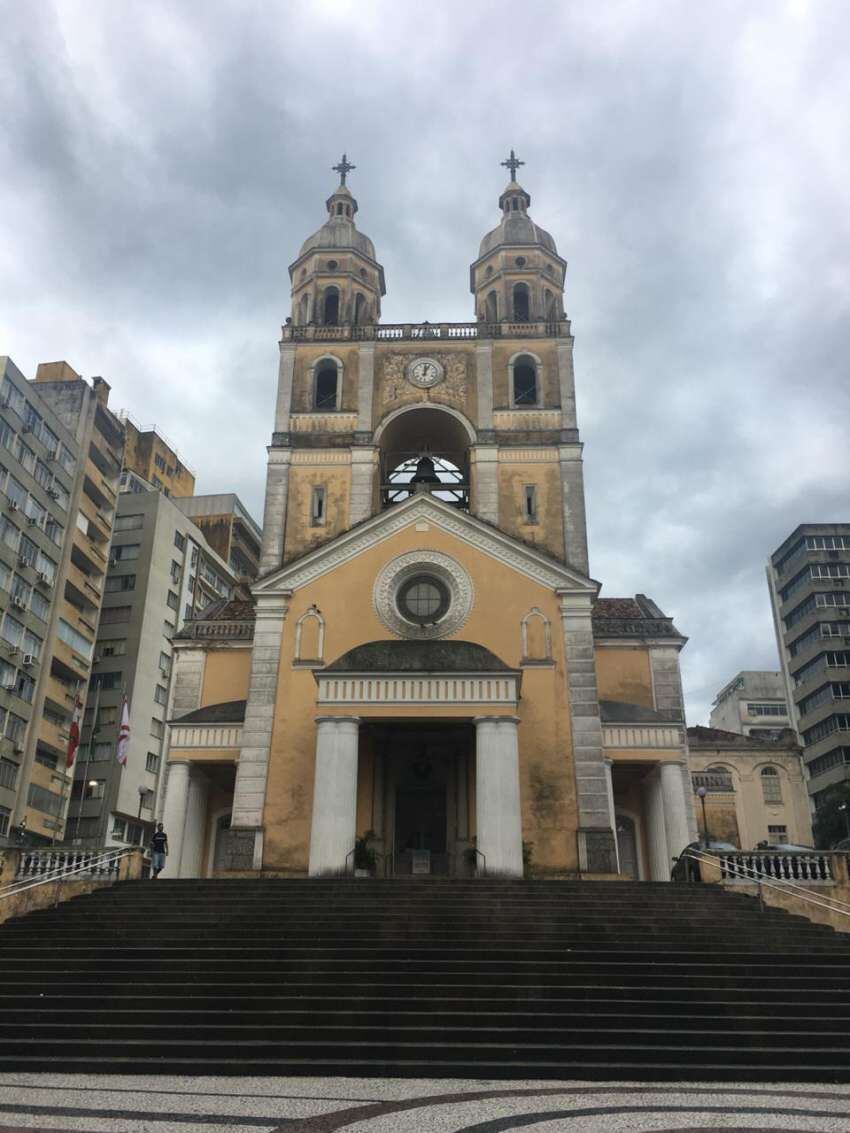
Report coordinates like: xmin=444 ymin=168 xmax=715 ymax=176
xmin=159 ymin=153 xmax=697 ymax=881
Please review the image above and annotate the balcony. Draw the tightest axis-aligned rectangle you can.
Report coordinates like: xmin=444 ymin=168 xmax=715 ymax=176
xmin=281 ymin=318 xmax=572 ymax=343
xmin=691 ymin=770 xmax=734 ymax=793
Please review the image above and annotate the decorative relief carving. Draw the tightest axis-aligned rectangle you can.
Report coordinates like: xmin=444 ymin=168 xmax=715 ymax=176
xmin=373 ymin=550 xmax=474 ymax=640
xmin=290 ymin=413 xmax=358 ymax=433
xmin=493 ymin=409 xmax=561 ymax=431
xmin=379 ymin=353 xmax=470 ymax=413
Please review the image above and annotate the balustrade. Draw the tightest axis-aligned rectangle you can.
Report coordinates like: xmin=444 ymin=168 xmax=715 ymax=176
xmin=15 ymin=848 xmax=123 ymax=880
xmin=282 ymin=319 xmax=571 ymax=343
xmin=717 ymin=850 xmax=836 ymax=883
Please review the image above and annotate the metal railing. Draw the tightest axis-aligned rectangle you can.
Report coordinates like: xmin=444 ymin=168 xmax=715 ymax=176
xmin=680 ymin=846 xmax=850 ymax=922
xmin=1 ymin=846 xmax=136 ymax=902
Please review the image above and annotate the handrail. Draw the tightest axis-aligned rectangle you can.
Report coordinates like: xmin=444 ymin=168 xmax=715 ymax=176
xmin=471 ymin=847 xmax=487 ymax=876
xmin=0 ymin=846 xmax=136 ymax=901
xmin=681 ymin=847 xmax=850 ymax=921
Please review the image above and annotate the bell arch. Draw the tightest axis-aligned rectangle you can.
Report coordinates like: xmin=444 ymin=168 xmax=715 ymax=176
xmin=375 ymin=404 xmax=474 ymax=511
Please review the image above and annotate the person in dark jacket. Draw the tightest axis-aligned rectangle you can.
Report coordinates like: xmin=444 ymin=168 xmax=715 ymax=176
xmin=150 ymin=823 xmax=168 ymax=878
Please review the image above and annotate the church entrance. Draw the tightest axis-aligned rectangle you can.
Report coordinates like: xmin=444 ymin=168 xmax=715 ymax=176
xmin=360 ymin=721 xmax=474 ymax=877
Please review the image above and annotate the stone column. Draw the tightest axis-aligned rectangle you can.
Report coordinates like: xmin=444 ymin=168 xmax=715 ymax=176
xmin=350 ymin=447 xmax=377 ymax=525
xmin=159 ymin=760 xmax=191 ymax=878
xmin=475 ymin=343 xmax=494 ymax=430
xmin=180 ymin=769 xmax=209 ymax=879
xmin=308 ymin=716 xmax=360 ymax=876
xmin=557 ymin=338 xmax=578 ymax=429
xmin=471 ymin=446 xmax=499 ymax=525
xmin=474 ymin=716 xmax=523 ymax=877
xmin=356 ymin=343 xmax=375 ymax=432
xmin=603 ymin=758 xmax=621 ymax=874
xmin=660 ymin=759 xmax=691 ymax=868
xmin=558 ymin=445 xmax=590 ymax=576
xmin=274 ymin=343 xmax=296 ymax=434
xmin=643 ymin=767 xmax=670 ymax=881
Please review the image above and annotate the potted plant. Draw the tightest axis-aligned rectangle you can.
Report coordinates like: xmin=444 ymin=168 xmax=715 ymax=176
xmin=353 ymin=829 xmax=377 ymax=877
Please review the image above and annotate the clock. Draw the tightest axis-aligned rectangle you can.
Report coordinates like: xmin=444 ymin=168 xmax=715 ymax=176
xmin=406 ymin=357 xmax=445 ymax=389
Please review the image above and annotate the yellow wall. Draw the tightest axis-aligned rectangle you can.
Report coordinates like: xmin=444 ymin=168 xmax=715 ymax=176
xmin=201 ymin=649 xmax=252 ymax=707
xmin=283 ymin=463 xmax=352 ymax=560
xmin=291 ymin=346 xmax=361 ymax=414
xmin=596 ymin=648 xmax=654 ymax=708
xmin=261 ymin=521 xmax=578 ymax=876
xmin=497 ymin=462 xmax=564 ymax=559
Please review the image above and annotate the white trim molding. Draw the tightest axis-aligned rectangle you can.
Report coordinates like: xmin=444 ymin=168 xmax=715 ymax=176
xmin=603 ymin=725 xmax=686 ymax=750
xmin=316 ymin=672 xmax=520 ymax=708
xmin=169 ymin=725 xmax=243 ymax=750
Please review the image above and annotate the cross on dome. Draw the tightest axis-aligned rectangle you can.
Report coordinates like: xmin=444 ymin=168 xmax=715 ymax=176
xmin=501 ymin=149 xmax=525 ymax=180
xmin=332 ymin=153 xmax=356 ymax=187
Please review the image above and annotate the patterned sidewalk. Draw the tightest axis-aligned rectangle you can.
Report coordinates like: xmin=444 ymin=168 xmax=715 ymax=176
xmin=0 ymin=1075 xmax=848 ymax=1132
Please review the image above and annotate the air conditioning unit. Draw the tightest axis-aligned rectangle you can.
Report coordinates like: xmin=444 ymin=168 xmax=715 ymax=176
xmin=46 ymin=450 xmax=57 ymax=462
xmin=36 ymin=572 xmax=50 ymax=587
xmin=17 ymin=556 xmax=29 ymax=568
xmin=46 ymin=489 xmax=59 ymax=500
xmin=7 ymin=501 xmax=18 ymax=512
xmin=22 ymin=654 xmax=35 ymax=667
xmin=26 ymin=515 xmax=37 ymax=526
xmin=11 ymin=596 xmax=26 ymax=610
xmin=21 ymin=424 xmax=32 ymax=434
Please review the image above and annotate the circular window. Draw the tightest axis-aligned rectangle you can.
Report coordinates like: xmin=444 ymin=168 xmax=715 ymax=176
xmin=515 ymin=255 xmax=527 ymax=267
xmin=326 ymin=259 xmax=338 ymax=271
xmin=397 ymin=575 xmax=450 ymax=626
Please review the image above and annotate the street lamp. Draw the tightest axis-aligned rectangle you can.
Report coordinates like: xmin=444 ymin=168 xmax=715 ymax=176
xmin=137 ymin=785 xmax=151 ymax=819
xmin=838 ymin=802 xmax=850 ymax=840
xmin=696 ymin=785 xmax=710 ymax=848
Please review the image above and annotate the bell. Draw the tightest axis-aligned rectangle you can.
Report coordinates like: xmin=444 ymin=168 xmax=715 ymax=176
xmin=410 ymin=455 xmax=440 ymax=486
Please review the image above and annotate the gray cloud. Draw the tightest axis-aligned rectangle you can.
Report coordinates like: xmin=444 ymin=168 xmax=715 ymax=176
xmin=1 ymin=0 xmax=848 ymax=723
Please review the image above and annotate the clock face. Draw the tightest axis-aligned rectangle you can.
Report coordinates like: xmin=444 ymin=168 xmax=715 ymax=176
xmin=407 ymin=357 xmax=445 ymax=389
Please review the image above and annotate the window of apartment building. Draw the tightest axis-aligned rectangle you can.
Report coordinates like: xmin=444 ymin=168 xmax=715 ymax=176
xmin=190 ymin=547 xmax=199 ymax=569
xmin=184 ymin=602 xmax=194 ymax=621
xmin=166 ymin=590 xmax=179 ymax=611
xmin=5 ymin=713 xmax=25 ymax=744
xmin=1 ymin=614 xmax=23 ymax=649
xmin=14 ymin=671 xmax=35 ymax=703
xmin=0 ymin=805 xmax=10 ymax=837
xmin=114 ymin=514 xmax=144 ymax=533
xmin=100 ymin=606 xmax=132 ymax=624
xmin=816 ymin=592 xmax=850 ymax=609
xmin=150 ymin=718 xmax=164 ymax=740
xmin=41 ymin=423 xmax=58 ymax=455
xmin=50 ymin=481 xmax=69 ymax=510
xmin=58 ymin=444 xmax=75 ymax=476
xmin=14 ymin=442 xmax=35 ymax=475
xmin=0 ymin=378 xmax=24 ymax=416
xmin=10 ymin=573 xmax=30 ymax=606
xmin=44 ymin=518 xmax=62 ymax=546
xmin=25 ymin=496 xmax=46 ymax=527
xmin=36 ymin=550 xmax=56 ymax=583
xmin=83 ymin=779 xmax=106 ymax=800
xmin=0 ymin=758 xmax=18 ymax=790
xmin=145 ymin=751 xmax=160 ymax=773
xmin=96 ymin=640 xmax=127 ymax=660
xmin=811 ymin=562 xmax=850 ymax=579
xmin=159 ymin=651 xmax=171 ymax=676
xmin=154 ymin=684 xmax=168 ymax=706
xmin=22 ymin=629 xmax=42 ymax=660
xmin=174 ymin=531 xmax=186 ymax=552
xmin=0 ymin=658 xmax=15 ymax=689
xmin=126 ymin=821 xmax=144 ymax=844
xmin=822 ymin=621 xmax=850 ymax=637
xmin=170 ymin=560 xmax=181 ymax=584
xmin=58 ymin=618 xmax=93 ymax=659
xmin=97 ymin=705 xmax=119 ymax=727
xmin=804 ymin=714 xmax=850 ymax=745
xmin=0 ymin=421 xmax=14 ymax=454
xmin=27 ymin=783 xmax=62 ymax=816
xmin=766 ymin=824 xmax=788 ymax=845
xmin=111 ymin=544 xmax=140 ymax=562
xmin=112 ymin=817 xmax=126 ymax=839
xmin=0 ymin=516 xmax=18 ymax=553
xmin=785 ymin=595 xmax=817 ymax=629
xmin=154 ymin=453 xmax=167 ymax=472
xmin=33 ymin=460 xmax=51 ymax=489
xmin=18 ymin=535 xmax=38 ymax=568
xmin=0 ymin=561 xmax=8 ymax=593
xmin=105 ymin=575 xmax=136 ymax=593
xmin=747 ymin=703 xmax=787 ymax=717
xmin=808 ymin=747 xmax=850 ymax=778
xmin=29 ymin=590 xmax=49 ymax=622
xmin=760 ymin=766 xmax=783 ymax=804
xmin=95 ymin=672 xmax=123 ymax=692
xmin=35 ymin=748 xmax=58 ymax=770
xmin=88 ymin=741 xmax=113 ymax=761
xmin=5 ymin=476 xmax=26 ymax=509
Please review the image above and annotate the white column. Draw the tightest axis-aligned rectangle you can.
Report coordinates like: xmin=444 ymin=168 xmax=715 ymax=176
xmin=180 ymin=770 xmax=209 ymax=879
xmin=603 ymin=759 xmax=621 ymax=874
xmin=660 ymin=759 xmax=691 ymax=869
xmin=159 ymin=760 xmax=191 ymax=878
xmin=475 ymin=716 xmax=523 ymax=877
xmin=643 ymin=768 xmax=670 ymax=881
xmin=308 ymin=716 xmax=360 ymax=876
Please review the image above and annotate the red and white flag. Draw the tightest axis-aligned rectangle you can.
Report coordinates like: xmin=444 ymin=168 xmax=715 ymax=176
xmin=116 ymin=696 xmax=130 ymax=765
xmin=66 ymin=696 xmax=83 ymax=768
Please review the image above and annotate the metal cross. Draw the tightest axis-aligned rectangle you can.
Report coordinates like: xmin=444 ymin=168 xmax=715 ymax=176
xmin=332 ymin=153 xmax=356 ymax=186
xmin=501 ymin=149 xmax=524 ymax=179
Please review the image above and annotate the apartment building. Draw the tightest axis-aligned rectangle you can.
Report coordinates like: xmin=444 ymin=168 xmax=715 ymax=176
xmin=768 ymin=523 xmax=850 ymax=806
xmin=173 ymin=494 xmax=261 ymax=581
xmin=65 ymin=479 xmax=239 ymax=849
xmin=709 ymin=671 xmax=791 ymax=737
xmin=0 ymin=358 xmax=123 ymax=844
xmin=120 ymin=415 xmax=196 ymax=498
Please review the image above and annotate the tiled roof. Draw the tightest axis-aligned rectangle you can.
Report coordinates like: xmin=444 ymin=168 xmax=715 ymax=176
xmin=323 ymin=640 xmax=514 ymax=673
xmin=592 ymin=594 xmax=685 ymax=642
xmin=172 ymin=700 xmax=247 ymax=725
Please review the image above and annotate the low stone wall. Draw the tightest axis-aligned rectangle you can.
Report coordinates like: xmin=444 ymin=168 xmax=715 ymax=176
xmin=700 ymin=851 xmax=850 ymax=935
xmin=0 ymin=848 xmax=144 ymax=925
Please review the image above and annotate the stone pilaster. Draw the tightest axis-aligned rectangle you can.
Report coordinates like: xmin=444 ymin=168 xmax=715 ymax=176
xmin=357 ymin=343 xmax=375 ymax=431
xmin=475 ymin=343 xmax=494 ymax=429
xmin=643 ymin=767 xmax=670 ymax=880
xmin=274 ymin=343 xmax=296 ymax=433
xmin=557 ymin=338 xmax=577 ymax=429
xmin=308 ymin=716 xmax=361 ymax=875
xmin=471 ymin=445 xmax=499 ymax=525
xmin=474 ymin=716 xmax=523 ymax=877
xmin=258 ymin=449 xmax=291 ymax=576
xmin=230 ymin=593 xmax=290 ymax=852
xmin=350 ymin=447 xmax=378 ymax=526
xmin=650 ymin=645 xmax=686 ymax=718
xmin=558 ymin=444 xmax=590 ymax=576
xmin=559 ymin=590 xmax=617 ymax=873
xmin=660 ymin=759 xmax=692 ymax=866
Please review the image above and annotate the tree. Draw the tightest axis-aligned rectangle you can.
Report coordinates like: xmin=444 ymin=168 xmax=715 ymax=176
xmin=812 ymin=783 xmax=850 ymax=849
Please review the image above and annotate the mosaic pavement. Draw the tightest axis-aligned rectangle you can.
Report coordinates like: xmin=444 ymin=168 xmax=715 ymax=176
xmin=0 ymin=1076 xmax=848 ymax=1133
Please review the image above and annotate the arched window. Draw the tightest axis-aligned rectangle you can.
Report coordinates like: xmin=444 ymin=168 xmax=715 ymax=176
xmin=353 ymin=293 xmax=367 ymax=326
xmin=512 ymin=354 xmax=538 ymax=406
xmin=314 ymin=359 xmax=340 ymax=410
xmin=761 ymin=765 xmax=782 ymax=804
xmin=512 ymin=282 xmax=530 ymax=321
xmin=336 ymin=202 xmax=344 ymax=216
xmin=322 ymin=288 xmax=340 ymax=326
xmin=485 ymin=290 xmax=498 ymax=323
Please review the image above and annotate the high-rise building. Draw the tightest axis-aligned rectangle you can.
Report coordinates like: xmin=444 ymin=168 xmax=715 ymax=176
xmin=158 ymin=156 xmax=697 ymax=881
xmin=120 ymin=415 xmax=196 ymax=498
xmin=172 ymin=494 xmax=262 ymax=582
xmin=65 ymin=479 xmax=239 ymax=848
xmin=0 ymin=357 xmax=124 ymax=845
xmin=709 ymin=671 xmax=791 ymax=737
xmin=768 ymin=523 xmax=850 ymax=807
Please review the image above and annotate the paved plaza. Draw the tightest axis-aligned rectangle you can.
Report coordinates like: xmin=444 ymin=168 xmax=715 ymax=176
xmin=0 ymin=1076 xmax=848 ymax=1132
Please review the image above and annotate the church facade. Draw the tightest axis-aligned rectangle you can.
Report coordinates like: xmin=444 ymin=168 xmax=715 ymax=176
xmin=159 ymin=155 xmax=697 ymax=881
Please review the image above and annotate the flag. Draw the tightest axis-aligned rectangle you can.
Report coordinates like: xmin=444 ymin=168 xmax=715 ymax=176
xmin=116 ymin=696 xmax=130 ymax=765
xmin=66 ymin=696 xmax=83 ymax=768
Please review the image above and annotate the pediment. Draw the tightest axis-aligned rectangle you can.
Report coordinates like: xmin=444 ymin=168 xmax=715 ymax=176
xmin=254 ymin=494 xmax=598 ymax=597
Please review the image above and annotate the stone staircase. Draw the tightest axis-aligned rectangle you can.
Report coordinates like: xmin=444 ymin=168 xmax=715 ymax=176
xmin=1 ymin=878 xmax=849 ymax=1080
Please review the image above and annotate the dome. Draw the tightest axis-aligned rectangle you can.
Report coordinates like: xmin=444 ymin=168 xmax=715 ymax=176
xmin=299 ymin=220 xmax=376 ymax=260
xmin=478 ymin=215 xmax=557 ymax=258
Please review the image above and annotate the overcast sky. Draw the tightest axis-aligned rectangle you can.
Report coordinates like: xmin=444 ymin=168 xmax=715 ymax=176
xmin=1 ymin=0 xmax=848 ymax=725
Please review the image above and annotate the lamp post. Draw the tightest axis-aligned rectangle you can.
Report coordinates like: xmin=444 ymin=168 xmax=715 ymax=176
xmin=838 ymin=802 xmax=850 ymax=840
xmin=137 ymin=785 xmax=151 ymax=819
xmin=696 ymin=785 xmax=710 ymax=849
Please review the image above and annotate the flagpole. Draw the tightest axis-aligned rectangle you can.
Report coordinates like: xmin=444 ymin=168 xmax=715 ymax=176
xmin=72 ymin=679 xmax=100 ymax=844
xmin=54 ymin=681 xmax=84 ymax=847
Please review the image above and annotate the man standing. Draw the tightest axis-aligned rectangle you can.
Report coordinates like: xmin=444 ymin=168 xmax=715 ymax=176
xmin=150 ymin=823 xmax=168 ymax=879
